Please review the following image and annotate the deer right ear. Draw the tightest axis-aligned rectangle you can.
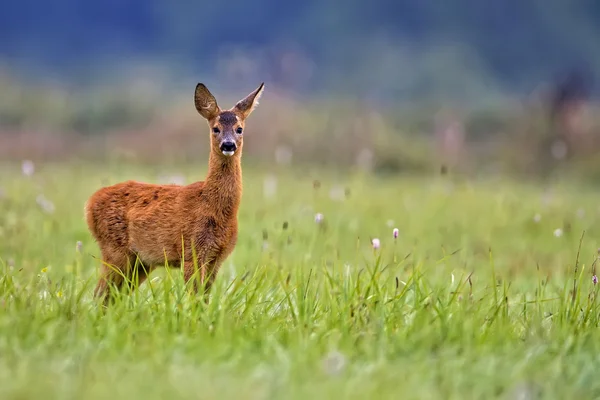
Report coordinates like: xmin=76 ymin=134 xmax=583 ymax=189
xmin=233 ymin=83 xmax=265 ymax=118
xmin=194 ymin=83 xmax=220 ymax=120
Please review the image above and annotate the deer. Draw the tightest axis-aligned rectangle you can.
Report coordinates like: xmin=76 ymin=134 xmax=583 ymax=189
xmin=84 ymin=82 xmax=265 ymax=306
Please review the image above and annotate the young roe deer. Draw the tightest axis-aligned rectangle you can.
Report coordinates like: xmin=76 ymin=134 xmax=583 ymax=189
xmin=85 ymin=82 xmax=265 ymax=305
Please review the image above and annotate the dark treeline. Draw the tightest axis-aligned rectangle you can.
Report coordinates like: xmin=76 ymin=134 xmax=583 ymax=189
xmin=1 ymin=0 xmax=599 ymax=101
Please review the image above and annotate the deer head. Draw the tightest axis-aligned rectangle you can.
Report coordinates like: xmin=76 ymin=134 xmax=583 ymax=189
xmin=194 ymin=83 xmax=265 ymax=157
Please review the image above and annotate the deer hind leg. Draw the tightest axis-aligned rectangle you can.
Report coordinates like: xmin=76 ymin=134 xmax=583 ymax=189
xmin=125 ymin=259 xmax=154 ymax=292
xmin=93 ymin=247 xmax=136 ymax=307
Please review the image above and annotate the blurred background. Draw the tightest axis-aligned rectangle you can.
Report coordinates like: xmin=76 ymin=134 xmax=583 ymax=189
xmin=1 ymin=0 xmax=599 ymax=181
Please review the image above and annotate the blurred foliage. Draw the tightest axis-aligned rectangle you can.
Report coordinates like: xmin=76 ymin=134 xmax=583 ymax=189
xmin=1 ymin=1 xmax=600 ymax=181
xmin=1 ymin=68 xmax=600 ymax=184
xmin=0 ymin=0 xmax=599 ymax=101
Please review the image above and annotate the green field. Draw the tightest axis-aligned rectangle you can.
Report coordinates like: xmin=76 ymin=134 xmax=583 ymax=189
xmin=1 ymin=161 xmax=600 ymax=399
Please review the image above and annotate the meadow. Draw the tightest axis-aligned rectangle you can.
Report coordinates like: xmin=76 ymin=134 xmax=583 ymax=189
xmin=1 ymin=160 xmax=600 ymax=399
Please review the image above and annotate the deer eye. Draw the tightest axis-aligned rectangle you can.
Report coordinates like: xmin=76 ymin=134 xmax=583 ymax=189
xmin=212 ymin=127 xmax=220 ymax=134
xmin=236 ymin=127 xmax=243 ymax=134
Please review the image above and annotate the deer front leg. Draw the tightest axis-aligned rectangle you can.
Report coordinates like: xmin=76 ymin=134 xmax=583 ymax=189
xmin=183 ymin=256 xmax=219 ymax=303
xmin=183 ymin=259 xmax=203 ymax=294
xmin=182 ymin=253 xmax=210 ymax=291
xmin=203 ymin=258 xmax=224 ymax=296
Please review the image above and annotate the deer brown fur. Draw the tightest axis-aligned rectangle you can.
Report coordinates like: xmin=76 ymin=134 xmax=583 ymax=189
xmin=85 ymin=82 xmax=264 ymax=306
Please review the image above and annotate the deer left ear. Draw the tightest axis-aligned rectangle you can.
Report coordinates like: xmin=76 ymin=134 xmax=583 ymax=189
xmin=233 ymin=83 xmax=264 ymax=118
xmin=195 ymin=83 xmax=220 ymax=120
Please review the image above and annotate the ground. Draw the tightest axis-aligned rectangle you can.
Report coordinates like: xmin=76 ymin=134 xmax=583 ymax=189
xmin=1 ymin=161 xmax=600 ymax=399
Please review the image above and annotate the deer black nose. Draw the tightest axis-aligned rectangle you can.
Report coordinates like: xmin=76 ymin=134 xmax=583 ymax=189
xmin=220 ymin=141 xmax=237 ymax=154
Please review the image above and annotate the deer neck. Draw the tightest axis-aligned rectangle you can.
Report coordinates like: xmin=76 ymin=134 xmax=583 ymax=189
xmin=202 ymin=149 xmax=243 ymax=219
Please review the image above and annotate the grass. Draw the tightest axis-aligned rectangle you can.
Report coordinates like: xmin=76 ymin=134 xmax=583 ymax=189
xmin=1 ymin=160 xmax=600 ymax=399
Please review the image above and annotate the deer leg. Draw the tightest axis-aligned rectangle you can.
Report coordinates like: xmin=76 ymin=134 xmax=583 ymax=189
xmin=124 ymin=259 xmax=154 ymax=292
xmin=183 ymin=256 xmax=219 ymax=302
xmin=183 ymin=259 xmax=206 ymax=294
xmin=93 ymin=248 xmax=135 ymax=307
xmin=202 ymin=259 xmax=223 ymax=299
xmin=192 ymin=259 xmax=220 ymax=304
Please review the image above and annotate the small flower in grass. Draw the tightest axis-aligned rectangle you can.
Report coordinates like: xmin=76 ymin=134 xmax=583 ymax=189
xmin=21 ymin=160 xmax=35 ymax=176
xmin=56 ymin=290 xmax=63 ymax=298
xmin=322 ymin=350 xmax=346 ymax=376
xmin=551 ymin=140 xmax=568 ymax=160
xmin=36 ymin=194 xmax=55 ymax=214
xmin=593 ymin=275 xmax=598 ymax=285
xmin=329 ymin=186 xmax=345 ymax=201
xmin=263 ymin=174 xmax=277 ymax=198
xmin=371 ymin=238 xmax=380 ymax=250
xmin=169 ymin=175 xmax=186 ymax=186
xmin=393 ymin=228 xmax=399 ymax=240
xmin=356 ymin=148 xmax=374 ymax=171
xmin=76 ymin=241 xmax=83 ymax=253
xmin=275 ymin=145 xmax=293 ymax=165
xmin=553 ymin=228 xmax=563 ymax=237
xmin=315 ymin=213 xmax=324 ymax=223
xmin=508 ymin=382 xmax=540 ymax=400
xmin=541 ymin=191 xmax=554 ymax=206
xmin=38 ymin=266 xmax=51 ymax=284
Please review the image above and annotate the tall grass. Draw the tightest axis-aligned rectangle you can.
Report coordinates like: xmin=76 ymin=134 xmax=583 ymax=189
xmin=1 ymin=161 xmax=600 ymax=398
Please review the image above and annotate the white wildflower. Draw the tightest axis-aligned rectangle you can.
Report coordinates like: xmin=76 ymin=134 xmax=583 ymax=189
xmin=371 ymin=238 xmax=380 ymax=250
xmin=553 ymin=228 xmax=563 ymax=237
xmin=263 ymin=174 xmax=277 ymax=198
xmin=322 ymin=350 xmax=346 ymax=376
xmin=274 ymin=146 xmax=293 ymax=165
xmin=36 ymin=194 xmax=55 ymax=214
xmin=329 ymin=185 xmax=345 ymax=201
xmin=21 ymin=160 xmax=35 ymax=176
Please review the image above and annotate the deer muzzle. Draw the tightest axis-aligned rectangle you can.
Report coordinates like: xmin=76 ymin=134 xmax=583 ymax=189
xmin=220 ymin=141 xmax=237 ymax=156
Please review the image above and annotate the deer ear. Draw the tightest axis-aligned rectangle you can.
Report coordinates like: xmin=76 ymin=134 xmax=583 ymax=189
xmin=233 ymin=83 xmax=264 ymax=118
xmin=194 ymin=83 xmax=220 ymax=120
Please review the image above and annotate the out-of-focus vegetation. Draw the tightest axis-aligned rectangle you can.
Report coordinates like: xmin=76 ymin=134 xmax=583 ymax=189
xmin=2 ymin=0 xmax=600 ymax=97
xmin=1 ymin=1 xmax=599 ymax=180
xmin=1 ymin=69 xmax=599 ymax=183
